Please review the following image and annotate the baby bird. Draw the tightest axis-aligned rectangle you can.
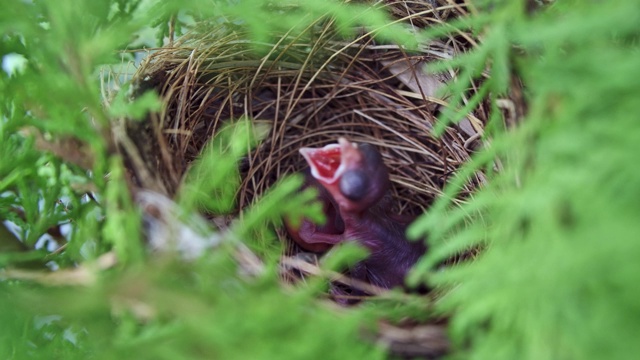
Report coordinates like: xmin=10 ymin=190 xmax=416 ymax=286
xmin=285 ymin=138 xmax=426 ymax=289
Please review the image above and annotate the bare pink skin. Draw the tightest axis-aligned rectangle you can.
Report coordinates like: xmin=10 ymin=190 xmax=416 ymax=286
xmin=286 ymin=138 xmax=426 ymax=289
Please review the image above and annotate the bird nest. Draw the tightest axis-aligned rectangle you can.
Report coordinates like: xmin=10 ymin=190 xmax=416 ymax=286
xmin=120 ymin=2 xmax=493 ymax=283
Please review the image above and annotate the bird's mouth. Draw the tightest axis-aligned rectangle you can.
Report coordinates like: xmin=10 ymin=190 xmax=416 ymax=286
xmin=300 ymin=138 xmax=356 ymax=184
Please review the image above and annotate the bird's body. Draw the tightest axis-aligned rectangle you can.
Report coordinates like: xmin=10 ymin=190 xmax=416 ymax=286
xmin=340 ymin=202 xmax=425 ymax=289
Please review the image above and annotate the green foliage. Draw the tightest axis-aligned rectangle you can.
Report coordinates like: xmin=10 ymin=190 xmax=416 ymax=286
xmin=180 ymin=119 xmax=326 ymax=259
xmin=0 ymin=257 xmax=385 ymax=360
xmin=102 ymin=156 xmax=144 ymax=264
xmin=215 ymin=0 xmax=418 ymax=48
xmin=229 ymin=174 xmax=323 ymax=259
xmin=3 ymin=0 xmax=640 ymax=359
xmin=0 ymin=119 xmax=93 ymax=267
xmin=321 ymin=242 xmax=370 ymax=273
xmin=409 ymin=0 xmax=640 ymax=359
xmin=108 ymin=88 xmax=162 ymax=121
xmin=179 ymin=119 xmax=259 ymax=215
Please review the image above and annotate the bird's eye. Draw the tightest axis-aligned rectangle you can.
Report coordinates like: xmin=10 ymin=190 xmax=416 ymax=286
xmin=339 ymin=169 xmax=369 ymax=201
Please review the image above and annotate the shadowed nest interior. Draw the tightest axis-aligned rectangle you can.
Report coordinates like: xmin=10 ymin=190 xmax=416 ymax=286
xmin=122 ymin=1 xmax=490 ymax=262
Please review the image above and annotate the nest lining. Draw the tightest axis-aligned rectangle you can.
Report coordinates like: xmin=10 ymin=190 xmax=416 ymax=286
xmin=134 ymin=46 xmax=483 ymax=188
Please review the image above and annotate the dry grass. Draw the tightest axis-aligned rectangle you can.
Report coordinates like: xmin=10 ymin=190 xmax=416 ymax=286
xmin=125 ymin=2 xmax=487 ymax=209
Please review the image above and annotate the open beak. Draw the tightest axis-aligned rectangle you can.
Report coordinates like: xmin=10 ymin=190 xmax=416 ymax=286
xmin=299 ymin=138 xmax=359 ymax=184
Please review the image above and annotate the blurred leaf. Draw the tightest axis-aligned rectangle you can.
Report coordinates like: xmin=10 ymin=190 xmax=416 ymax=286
xmin=102 ymin=156 xmax=143 ymax=264
xmin=179 ymin=119 xmax=259 ymax=214
xmin=321 ymin=242 xmax=369 ymax=272
xmin=409 ymin=1 xmax=640 ymax=359
xmin=108 ymin=88 xmax=162 ymax=120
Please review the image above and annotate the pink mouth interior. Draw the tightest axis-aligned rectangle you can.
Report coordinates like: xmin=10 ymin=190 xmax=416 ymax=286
xmin=302 ymin=145 xmax=342 ymax=181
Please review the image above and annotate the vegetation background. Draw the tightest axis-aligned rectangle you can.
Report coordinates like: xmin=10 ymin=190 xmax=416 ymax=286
xmin=1 ymin=0 xmax=639 ymax=359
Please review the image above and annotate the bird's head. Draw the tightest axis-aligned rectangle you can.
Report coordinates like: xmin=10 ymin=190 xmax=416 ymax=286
xmin=300 ymin=138 xmax=389 ymax=215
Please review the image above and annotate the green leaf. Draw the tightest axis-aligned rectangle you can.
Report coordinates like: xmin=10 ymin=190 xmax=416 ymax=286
xmin=108 ymin=88 xmax=163 ymax=121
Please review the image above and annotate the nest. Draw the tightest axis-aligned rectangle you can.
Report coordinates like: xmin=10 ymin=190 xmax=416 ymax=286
xmin=113 ymin=1 xmax=510 ymax=357
xmin=119 ymin=1 xmax=503 ymax=285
